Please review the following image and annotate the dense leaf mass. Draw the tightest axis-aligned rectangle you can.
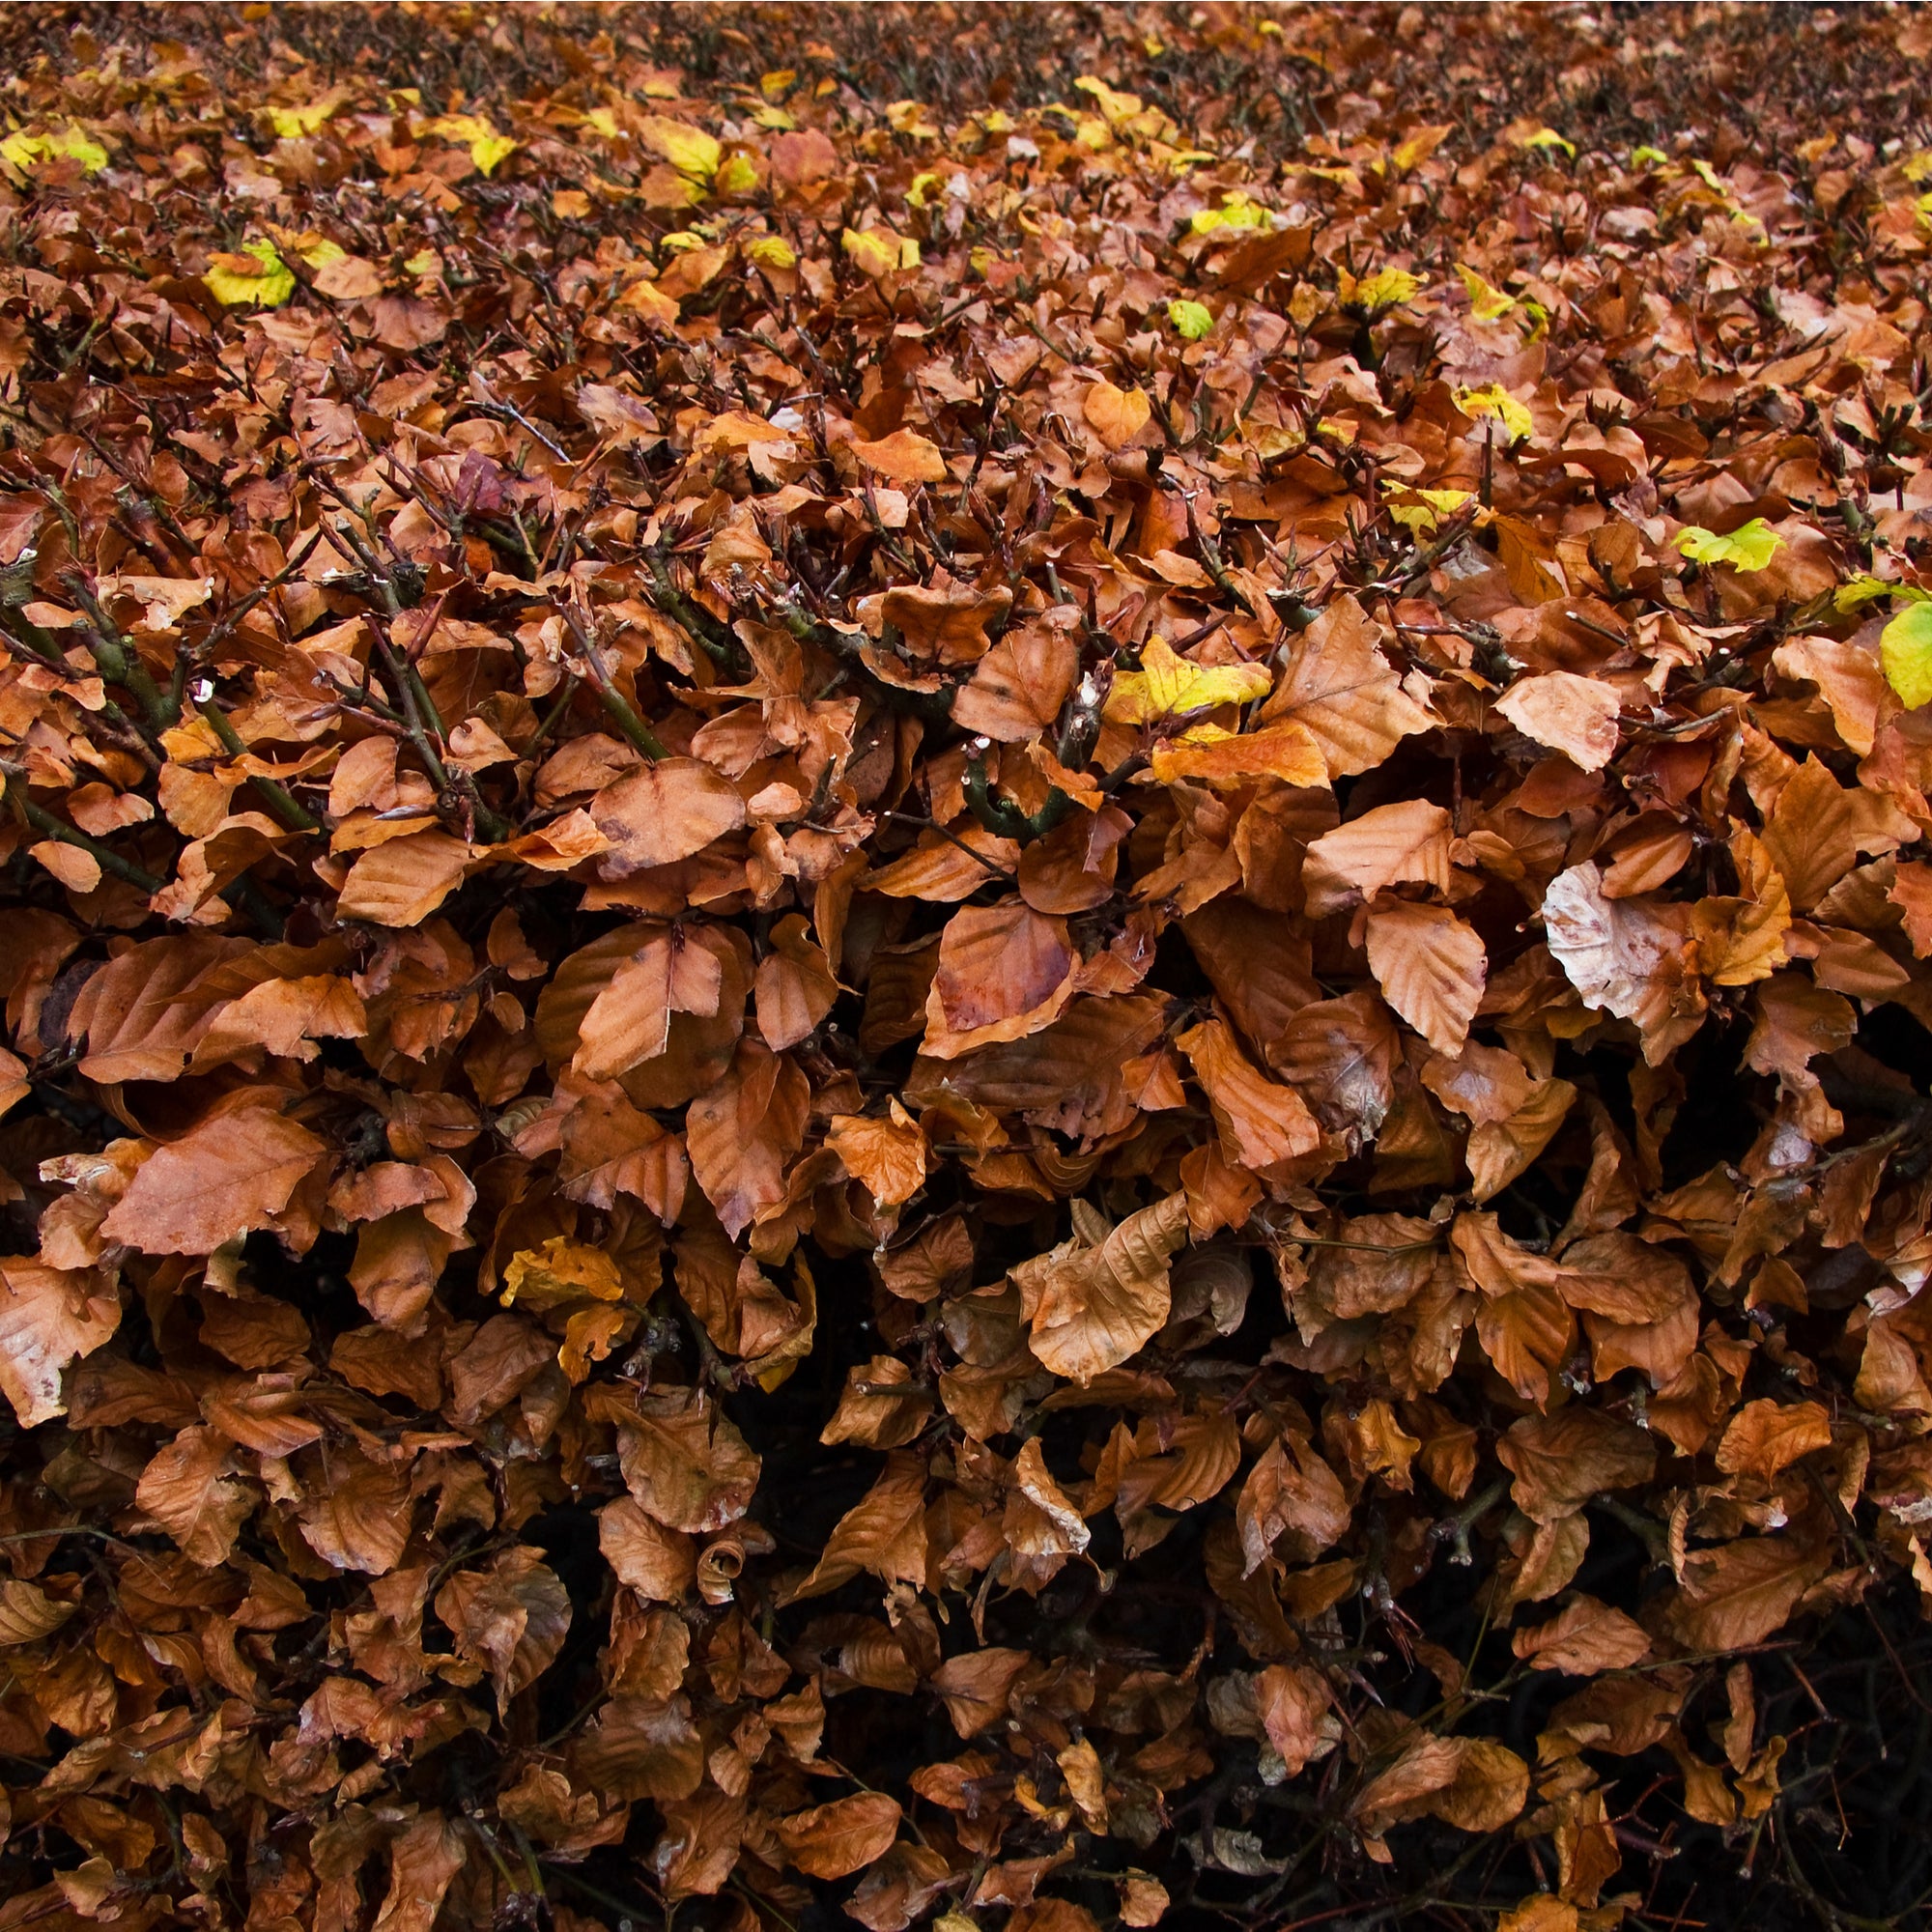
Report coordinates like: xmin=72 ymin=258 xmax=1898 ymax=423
xmin=3 ymin=5 xmax=1932 ymax=1930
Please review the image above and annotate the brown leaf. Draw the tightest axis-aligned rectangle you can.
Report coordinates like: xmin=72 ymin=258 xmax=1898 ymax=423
xmin=829 ymin=1101 xmax=930 ymax=1208
xmin=1302 ymin=801 xmax=1452 ymax=917
xmin=193 ymin=974 xmax=368 ymax=1066
xmin=1544 ymin=861 xmax=1705 ymax=1064
xmin=435 ymin=1545 xmax=573 ymax=1713
xmin=371 ymin=1810 xmax=466 ymax=1932
xmin=71 ymin=933 xmax=246 ymax=1083
xmin=952 ymin=616 xmax=1080 ymax=740
xmin=592 ymin=1383 xmax=761 ymax=1534
xmin=1364 ymin=899 xmax=1486 ymax=1056
xmin=1260 ymin=595 xmax=1434 ymax=777
xmin=1083 ymin=380 xmax=1151 ymax=450
xmin=0 ymin=1260 xmax=121 ymax=1428
xmin=821 ymin=1355 xmax=933 ymax=1449
xmin=1495 ymin=672 xmax=1622 ymax=771
xmin=1512 ymin=1595 xmax=1653 ymax=1675
xmin=1013 ymin=1190 xmax=1190 ymax=1382
xmin=603 ymin=1492 xmax=703 ymax=1600
xmin=929 ymin=1647 xmax=1032 ymax=1737
xmin=753 ymin=914 xmax=838 ymax=1050
xmin=0 ymin=1577 xmax=76 ymax=1646
xmin=99 ymin=1105 xmax=325 ymax=1256
xmin=1497 ymin=1409 xmax=1656 ymax=1523
xmin=298 ymin=1452 xmax=413 ymax=1575
xmin=1236 ymin=1432 xmax=1352 ymax=1573
xmin=1350 ymin=1733 xmax=1465 ymax=1830
xmin=1714 ymin=1399 xmax=1833 ymax=1486
xmin=1254 ymin=1662 xmax=1336 ymax=1775
xmin=686 ymin=1038 xmax=810 ymax=1236
xmin=1666 ymin=1536 xmax=1830 ymax=1651
xmin=1177 ymin=1016 xmax=1321 ymax=1168
xmin=777 ymin=1791 xmax=902 ymax=1880
xmin=136 ymin=1425 xmax=255 ymax=1567
xmin=851 ymin=429 xmax=947 ymax=486
xmin=337 ymin=830 xmax=476 ymax=926
xmin=574 ymin=927 xmax=724 ymax=1079
xmin=785 ymin=1449 xmax=928 ymax=1601
xmin=923 ymin=901 xmax=1078 ymax=1056
xmin=592 ymin=758 xmax=748 ymax=875
xmin=869 ymin=582 xmax=1012 ymax=660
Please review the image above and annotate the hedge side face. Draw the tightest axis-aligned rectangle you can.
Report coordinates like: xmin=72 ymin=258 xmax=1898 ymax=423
xmin=2 ymin=6 xmax=1931 ymax=1930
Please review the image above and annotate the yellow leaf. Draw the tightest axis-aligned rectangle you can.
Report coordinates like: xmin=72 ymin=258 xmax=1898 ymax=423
xmin=715 ymin=153 xmax=759 ymax=194
xmin=1104 ymin=637 xmax=1273 ymax=726
xmin=745 ymin=234 xmax=797 ymax=270
xmin=842 ymin=226 xmax=919 ymax=276
xmin=1 ymin=126 xmax=109 ymax=174
xmin=583 ymin=106 xmax=620 ymax=138
xmin=752 ymin=104 xmax=796 ymax=131
xmin=1391 ymin=124 xmax=1452 ymax=174
xmin=1168 ymin=298 xmax=1214 ymax=339
xmin=1882 ymin=603 xmax=1932 ymax=711
xmin=886 ymin=99 xmax=939 ymax=139
xmin=1676 ymin=519 xmax=1783 ymax=573
xmin=1457 ymin=263 xmax=1518 ymax=322
xmin=502 ymin=1236 xmax=626 ymax=1311
xmin=1149 ymin=719 xmax=1328 ymax=788
xmin=637 ymin=115 xmax=720 ymax=181
xmin=1188 ymin=192 xmax=1273 ymax=235
xmin=759 ymin=70 xmax=796 ymax=100
xmin=1384 ymin=483 xmax=1474 ymax=535
xmin=427 ymin=114 xmax=516 ymax=176
xmin=1838 ymin=576 xmax=1932 ymax=614
xmin=267 ymin=100 xmax=337 ymax=139
xmin=471 ymin=131 xmax=516 ymax=175
xmin=1339 ymin=266 xmax=1421 ymax=315
xmin=1454 ymin=383 xmax=1533 ymax=442
xmin=1073 ymin=75 xmax=1143 ymax=126
xmin=1519 ymin=127 xmax=1576 ymax=158
xmin=203 ymin=240 xmax=296 ymax=308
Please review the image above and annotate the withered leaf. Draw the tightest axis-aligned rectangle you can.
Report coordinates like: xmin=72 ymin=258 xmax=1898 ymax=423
xmin=592 ymin=1382 xmax=761 ymax=1534
xmin=100 ymin=1106 xmax=325 ymax=1256
xmin=1512 ymin=1595 xmax=1653 ymax=1675
xmin=1013 ymin=1191 xmax=1190 ymax=1383
xmin=2 ymin=18 xmax=1927 ymax=1919
xmin=435 ymin=1546 xmax=572 ymax=1713
xmin=785 ymin=1448 xmax=928 ymax=1601
xmin=776 ymin=1791 xmax=902 ymax=1880
xmin=0 ymin=1261 xmax=121 ymax=1428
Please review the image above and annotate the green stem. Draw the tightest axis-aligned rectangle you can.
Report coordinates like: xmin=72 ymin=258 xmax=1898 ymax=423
xmin=964 ymin=753 xmax=1072 ymax=846
xmin=561 ymin=603 xmax=668 ymax=760
xmin=647 ymin=552 xmax=741 ymax=668
xmin=8 ymin=779 xmax=163 ymax=891
xmin=66 ymin=577 xmax=176 ymax=728
xmin=197 ymin=700 xmax=323 ymax=834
